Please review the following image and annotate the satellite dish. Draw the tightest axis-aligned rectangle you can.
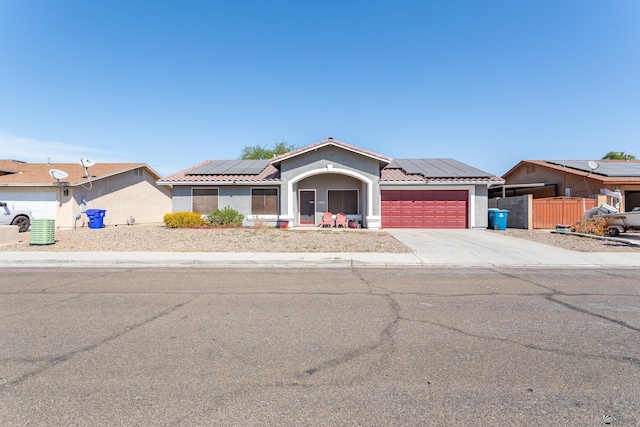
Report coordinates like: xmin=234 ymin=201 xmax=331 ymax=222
xmin=588 ymin=161 xmax=599 ymax=170
xmin=80 ymin=159 xmax=95 ymax=168
xmin=49 ymin=169 xmax=69 ymax=180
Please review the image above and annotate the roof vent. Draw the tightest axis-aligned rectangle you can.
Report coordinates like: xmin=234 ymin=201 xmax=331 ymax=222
xmin=327 ymin=136 xmax=333 ymax=140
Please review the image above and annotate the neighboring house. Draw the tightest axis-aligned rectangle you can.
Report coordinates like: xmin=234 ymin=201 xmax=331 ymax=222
xmin=0 ymin=159 xmax=172 ymax=228
xmin=497 ymin=160 xmax=640 ymax=211
xmin=158 ymin=137 xmax=503 ymax=229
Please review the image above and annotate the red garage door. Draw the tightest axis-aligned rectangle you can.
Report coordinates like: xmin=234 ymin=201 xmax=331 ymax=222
xmin=381 ymin=190 xmax=468 ymax=228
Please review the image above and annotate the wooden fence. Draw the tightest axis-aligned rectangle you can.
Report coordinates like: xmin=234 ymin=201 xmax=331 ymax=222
xmin=532 ymin=197 xmax=597 ymax=229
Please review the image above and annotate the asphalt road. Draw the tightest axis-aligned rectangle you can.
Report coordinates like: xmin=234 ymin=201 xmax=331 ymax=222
xmin=1 ymin=267 xmax=639 ymax=426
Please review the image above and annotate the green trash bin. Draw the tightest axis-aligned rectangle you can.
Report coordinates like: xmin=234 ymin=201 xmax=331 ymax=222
xmin=30 ymin=219 xmax=55 ymax=245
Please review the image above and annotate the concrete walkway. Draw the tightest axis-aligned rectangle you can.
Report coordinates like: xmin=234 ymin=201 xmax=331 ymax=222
xmin=2 ymin=228 xmax=640 ymax=268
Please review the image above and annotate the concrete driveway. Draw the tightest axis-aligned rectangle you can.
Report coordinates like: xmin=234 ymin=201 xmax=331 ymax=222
xmin=386 ymin=228 xmax=640 ymax=267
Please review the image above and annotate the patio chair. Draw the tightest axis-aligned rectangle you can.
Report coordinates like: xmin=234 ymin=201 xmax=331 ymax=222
xmin=335 ymin=212 xmax=348 ymax=228
xmin=320 ymin=211 xmax=334 ymax=228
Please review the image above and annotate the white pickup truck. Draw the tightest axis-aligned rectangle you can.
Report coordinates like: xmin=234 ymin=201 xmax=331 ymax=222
xmin=0 ymin=201 xmax=32 ymax=232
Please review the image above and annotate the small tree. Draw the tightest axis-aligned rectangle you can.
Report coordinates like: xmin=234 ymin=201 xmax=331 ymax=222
xmin=602 ymin=151 xmax=636 ymax=160
xmin=240 ymin=140 xmax=296 ymax=160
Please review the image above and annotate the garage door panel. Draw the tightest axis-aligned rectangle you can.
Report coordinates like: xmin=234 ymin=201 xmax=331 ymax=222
xmin=382 ymin=190 xmax=468 ymax=229
xmin=0 ymin=191 xmax=57 ymax=221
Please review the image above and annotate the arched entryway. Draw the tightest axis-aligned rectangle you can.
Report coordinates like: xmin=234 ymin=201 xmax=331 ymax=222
xmin=285 ymin=167 xmax=376 ymax=228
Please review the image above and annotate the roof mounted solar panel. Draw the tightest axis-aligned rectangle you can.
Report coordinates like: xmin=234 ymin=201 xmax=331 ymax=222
xmin=547 ymin=160 xmax=640 ymax=177
xmin=242 ymin=160 xmax=270 ymax=174
xmin=188 ymin=160 xmax=229 ymax=175
xmin=187 ymin=159 xmax=270 ymax=175
xmin=386 ymin=158 xmax=493 ymax=178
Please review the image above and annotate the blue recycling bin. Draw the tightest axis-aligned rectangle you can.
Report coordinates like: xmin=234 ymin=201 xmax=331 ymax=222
xmin=488 ymin=209 xmax=508 ymax=230
xmin=86 ymin=209 xmax=106 ymax=229
xmin=488 ymin=208 xmax=498 ymax=228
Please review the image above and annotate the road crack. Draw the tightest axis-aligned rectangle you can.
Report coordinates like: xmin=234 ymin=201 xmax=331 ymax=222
xmin=407 ymin=316 xmax=640 ymax=367
xmin=295 ymin=269 xmax=400 ymax=380
xmin=0 ymin=295 xmax=198 ymax=390
xmin=545 ymin=295 xmax=640 ymax=333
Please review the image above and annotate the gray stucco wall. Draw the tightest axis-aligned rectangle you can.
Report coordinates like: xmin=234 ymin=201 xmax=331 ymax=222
xmin=171 ymin=186 xmax=194 ymax=212
xmin=488 ymin=194 xmax=532 ymax=229
xmin=171 ymin=184 xmax=279 ymax=226
xmin=279 ymin=145 xmax=382 ymax=225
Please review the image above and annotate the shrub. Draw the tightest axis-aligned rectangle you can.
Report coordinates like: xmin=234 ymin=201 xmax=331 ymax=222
xmin=164 ymin=211 xmax=206 ymax=228
xmin=571 ymin=218 xmax=611 ymax=236
xmin=207 ymin=206 xmax=245 ymax=227
xmin=253 ymin=216 xmax=266 ymax=229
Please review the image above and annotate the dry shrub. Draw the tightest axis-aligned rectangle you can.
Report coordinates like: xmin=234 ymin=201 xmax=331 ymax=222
xmin=253 ymin=216 xmax=266 ymax=229
xmin=164 ymin=212 xmax=206 ymax=228
xmin=571 ymin=218 xmax=611 ymax=236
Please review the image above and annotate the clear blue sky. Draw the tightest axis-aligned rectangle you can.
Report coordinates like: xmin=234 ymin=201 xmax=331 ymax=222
xmin=1 ymin=0 xmax=639 ymax=177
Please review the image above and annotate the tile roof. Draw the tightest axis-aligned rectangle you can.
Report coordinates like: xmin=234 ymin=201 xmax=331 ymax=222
xmin=0 ymin=160 xmax=154 ymax=186
xmin=504 ymin=160 xmax=640 ymax=184
xmin=161 ymin=156 xmax=501 ymax=184
xmin=159 ymin=141 xmax=501 ymax=185
xmin=159 ymin=160 xmax=280 ymax=184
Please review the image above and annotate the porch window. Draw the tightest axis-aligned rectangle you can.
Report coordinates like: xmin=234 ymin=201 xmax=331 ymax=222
xmin=192 ymin=188 xmax=218 ymax=214
xmin=328 ymin=190 xmax=358 ymax=214
xmin=252 ymin=188 xmax=278 ymax=215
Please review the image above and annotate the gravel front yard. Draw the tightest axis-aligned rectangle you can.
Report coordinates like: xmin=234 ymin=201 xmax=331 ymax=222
xmin=2 ymin=224 xmax=639 ymax=253
xmin=494 ymin=228 xmax=640 ymax=253
xmin=0 ymin=225 xmax=411 ymax=253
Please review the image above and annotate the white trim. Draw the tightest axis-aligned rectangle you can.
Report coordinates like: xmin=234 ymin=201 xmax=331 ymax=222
xmin=469 ymin=186 xmax=476 ymax=228
xmin=366 ymin=215 xmax=381 ymax=230
xmin=381 ymin=180 xmax=496 ymax=185
xmin=247 ymin=215 xmax=279 ymax=221
xmin=287 ymin=167 xmax=374 ymax=223
xmin=272 ymin=141 xmax=391 ymax=165
xmin=74 ymin=164 xmax=157 ymax=185
xmin=163 ymin=181 xmax=280 ymax=186
xmin=380 ymin=184 xmax=475 ymax=191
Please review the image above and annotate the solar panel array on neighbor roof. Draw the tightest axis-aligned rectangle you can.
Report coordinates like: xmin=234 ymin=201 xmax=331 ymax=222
xmin=547 ymin=160 xmax=640 ymax=177
xmin=187 ymin=159 xmax=270 ymax=175
xmin=386 ymin=158 xmax=493 ymax=178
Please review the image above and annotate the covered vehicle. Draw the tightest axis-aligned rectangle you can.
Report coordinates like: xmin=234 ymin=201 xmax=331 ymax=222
xmin=0 ymin=201 xmax=31 ymax=232
xmin=585 ymin=203 xmax=640 ymax=236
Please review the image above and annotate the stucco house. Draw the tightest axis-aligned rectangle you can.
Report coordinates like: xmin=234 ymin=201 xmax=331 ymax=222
xmin=159 ymin=137 xmax=502 ymax=229
xmin=497 ymin=160 xmax=640 ymax=211
xmin=0 ymin=159 xmax=172 ymax=228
